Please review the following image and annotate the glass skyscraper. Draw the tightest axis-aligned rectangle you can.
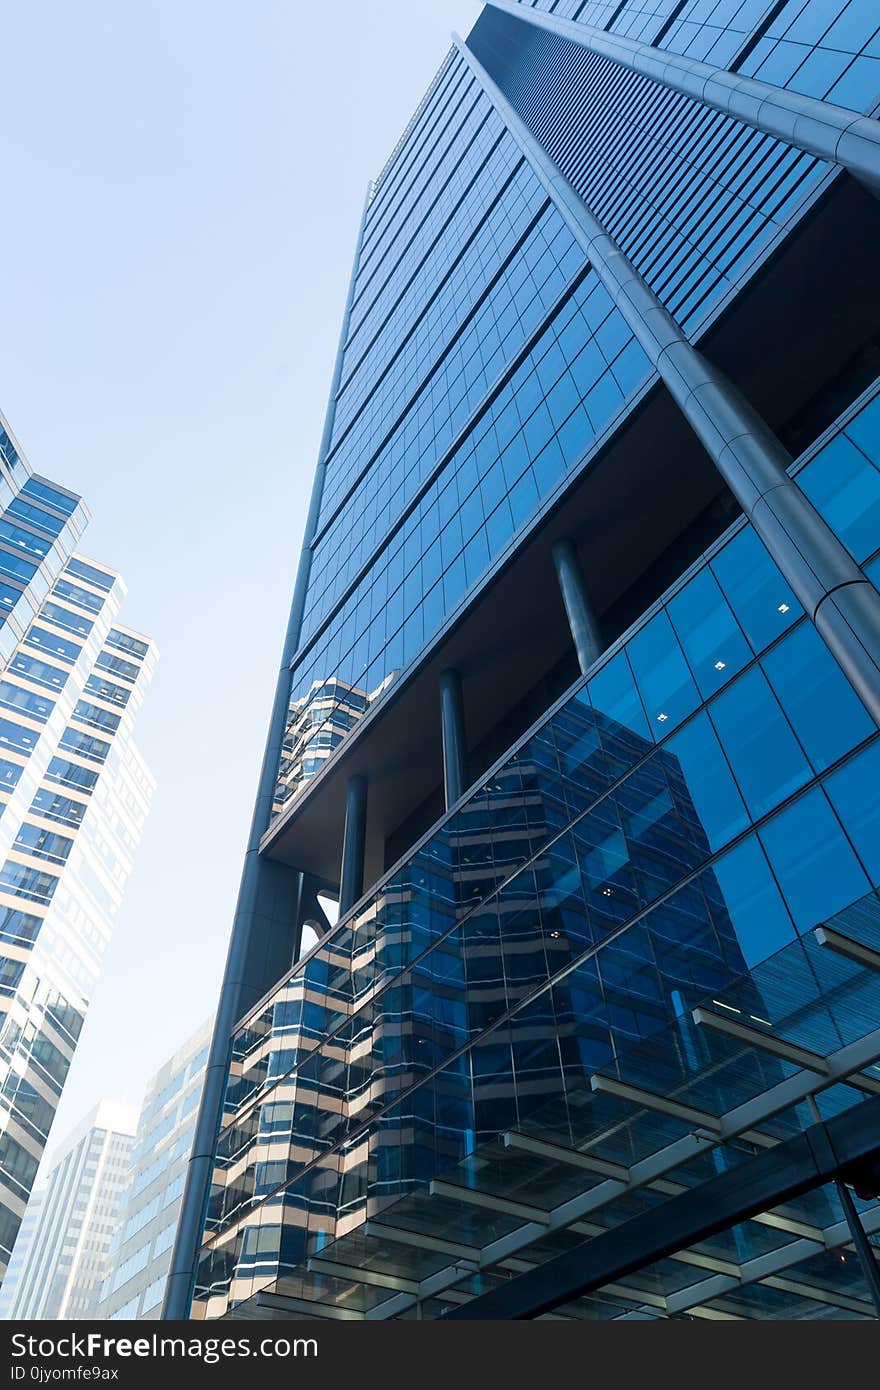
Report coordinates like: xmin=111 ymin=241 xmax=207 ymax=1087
xmin=169 ymin=0 xmax=880 ymax=1321
xmin=0 ymin=412 xmax=156 ymax=1287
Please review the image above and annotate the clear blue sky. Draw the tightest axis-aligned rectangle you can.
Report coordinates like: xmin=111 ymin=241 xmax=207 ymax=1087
xmin=0 ymin=0 xmax=482 ymax=1147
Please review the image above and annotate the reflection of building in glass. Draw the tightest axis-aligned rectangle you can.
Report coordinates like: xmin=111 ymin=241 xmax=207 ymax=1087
xmin=0 ymin=1101 xmax=136 ymax=1320
xmin=0 ymin=412 xmax=156 ymax=1288
xmin=171 ymin=0 xmax=880 ymax=1322
xmin=198 ymin=704 xmax=756 ymax=1311
xmin=275 ymin=674 xmax=393 ymax=812
xmin=97 ymin=1019 xmax=211 ymax=1321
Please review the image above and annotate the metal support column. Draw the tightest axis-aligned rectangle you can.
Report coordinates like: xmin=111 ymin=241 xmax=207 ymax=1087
xmin=339 ymin=775 xmax=368 ymax=917
xmin=552 ymin=538 xmax=603 ymax=676
xmin=297 ymin=876 xmax=335 ymax=946
xmin=807 ymin=1095 xmax=880 ymax=1317
xmin=454 ymin=32 xmax=880 ymax=729
xmin=439 ymin=668 xmax=468 ymax=808
xmin=163 ymin=188 xmax=373 ymax=1322
xmin=836 ymin=1179 xmax=880 ymax=1318
xmin=484 ymin=0 xmax=880 ymax=195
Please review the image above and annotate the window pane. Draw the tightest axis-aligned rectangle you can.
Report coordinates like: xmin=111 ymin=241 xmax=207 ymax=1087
xmin=708 ymin=836 xmax=797 ymax=968
xmin=709 ymin=666 xmax=811 ymax=819
xmin=761 ymin=622 xmax=875 ymax=772
xmin=825 ymin=741 xmax=880 ymax=885
xmin=710 ymin=527 xmax=800 ymax=652
xmin=759 ymin=788 xmax=870 ymax=932
xmin=664 ymin=712 xmax=750 ymax=852
xmin=798 ymin=432 xmax=880 ymax=563
xmin=667 ymin=567 xmax=751 ymax=698
xmin=626 ymin=611 xmax=700 ymax=732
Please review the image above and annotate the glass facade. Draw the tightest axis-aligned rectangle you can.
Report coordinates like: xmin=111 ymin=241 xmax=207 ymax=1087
xmin=531 ymin=0 xmax=880 ymax=113
xmin=274 ymin=49 xmax=658 ymax=818
xmin=0 ymin=412 xmax=157 ymax=1287
xmin=97 ymin=1020 xmax=211 ymax=1321
xmin=195 ymin=381 xmax=880 ymax=1318
xmin=178 ymin=0 xmax=880 ymax=1321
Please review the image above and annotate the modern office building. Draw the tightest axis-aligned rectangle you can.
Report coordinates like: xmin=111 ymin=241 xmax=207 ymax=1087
xmin=0 ymin=412 xmax=157 ymax=1286
xmin=97 ymin=1019 xmax=211 ymax=1321
xmin=0 ymin=1100 xmax=136 ymax=1320
xmin=0 ymin=1177 xmax=45 ymax=1317
xmin=169 ymin=0 xmax=880 ymax=1321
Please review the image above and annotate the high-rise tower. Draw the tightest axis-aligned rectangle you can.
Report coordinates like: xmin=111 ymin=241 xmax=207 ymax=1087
xmin=0 ymin=1100 xmax=136 ymax=1319
xmin=0 ymin=413 xmax=156 ymax=1286
xmin=170 ymin=1 xmax=880 ymax=1321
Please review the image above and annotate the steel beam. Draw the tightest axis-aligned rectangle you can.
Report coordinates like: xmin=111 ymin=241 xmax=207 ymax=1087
xmin=503 ymin=1130 xmax=629 ymax=1180
xmin=692 ymin=1005 xmax=831 ymax=1074
xmin=815 ymin=924 xmax=880 ymax=973
xmin=370 ymin=1023 xmax=880 ymax=1318
xmin=429 ymin=1178 xmax=550 ymax=1225
xmin=442 ymin=1092 xmax=880 ymax=1318
xmin=693 ymin=1004 xmax=880 ymax=1096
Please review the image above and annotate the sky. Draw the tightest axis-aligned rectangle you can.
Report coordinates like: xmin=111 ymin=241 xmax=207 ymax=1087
xmin=0 ymin=0 xmax=483 ymax=1154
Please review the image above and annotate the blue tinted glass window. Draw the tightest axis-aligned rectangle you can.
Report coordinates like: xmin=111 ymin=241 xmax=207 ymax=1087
xmin=761 ymin=622 xmax=875 ymax=772
xmin=0 ymin=520 xmax=49 ymax=559
xmin=21 ymin=479 xmax=78 ymax=515
xmin=823 ymin=1 xmax=880 ymax=52
xmin=26 ymin=628 xmax=81 ymax=663
xmin=667 ymin=568 xmax=751 ymax=698
xmin=0 ymin=907 xmax=40 ymax=944
xmin=710 ymin=527 xmax=800 ymax=652
xmin=825 ymin=741 xmax=880 ymax=885
xmin=710 ymin=836 xmax=797 ymax=967
xmin=65 ymin=558 xmax=114 ymax=592
xmin=845 ymin=394 xmax=880 ymax=462
xmin=587 ymin=650 xmax=651 ymax=742
xmin=827 ymin=54 xmax=880 ymax=111
xmin=9 ymin=655 xmax=66 ymax=692
xmin=664 ymin=712 xmax=750 ymax=852
xmin=0 ymin=760 xmax=22 ymax=790
xmin=108 ymin=629 xmax=148 ymax=659
xmin=41 ymin=602 xmax=93 ymax=638
xmin=6 ymin=498 xmax=65 ymax=536
xmin=759 ymin=787 xmax=871 ymax=932
xmin=53 ymin=578 xmax=103 ymax=614
xmin=788 ymin=44 xmax=850 ymax=96
xmin=45 ymin=758 xmax=98 ymax=792
xmin=0 ymin=550 xmax=37 ymax=584
xmin=708 ymin=666 xmax=811 ymax=819
xmin=797 ymin=433 xmax=880 ymax=563
xmin=0 ymin=720 xmax=38 ymax=755
xmin=626 ymin=611 xmax=700 ymax=732
xmin=0 ymin=860 xmax=59 ymax=904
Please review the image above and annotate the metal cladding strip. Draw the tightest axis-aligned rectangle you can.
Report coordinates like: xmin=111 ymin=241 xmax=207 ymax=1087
xmin=454 ymin=32 xmax=880 ymax=728
xmin=162 ymin=188 xmax=373 ymax=1323
xmin=442 ymin=1091 xmax=880 ymax=1319
xmin=485 ymin=0 xmax=880 ymax=195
